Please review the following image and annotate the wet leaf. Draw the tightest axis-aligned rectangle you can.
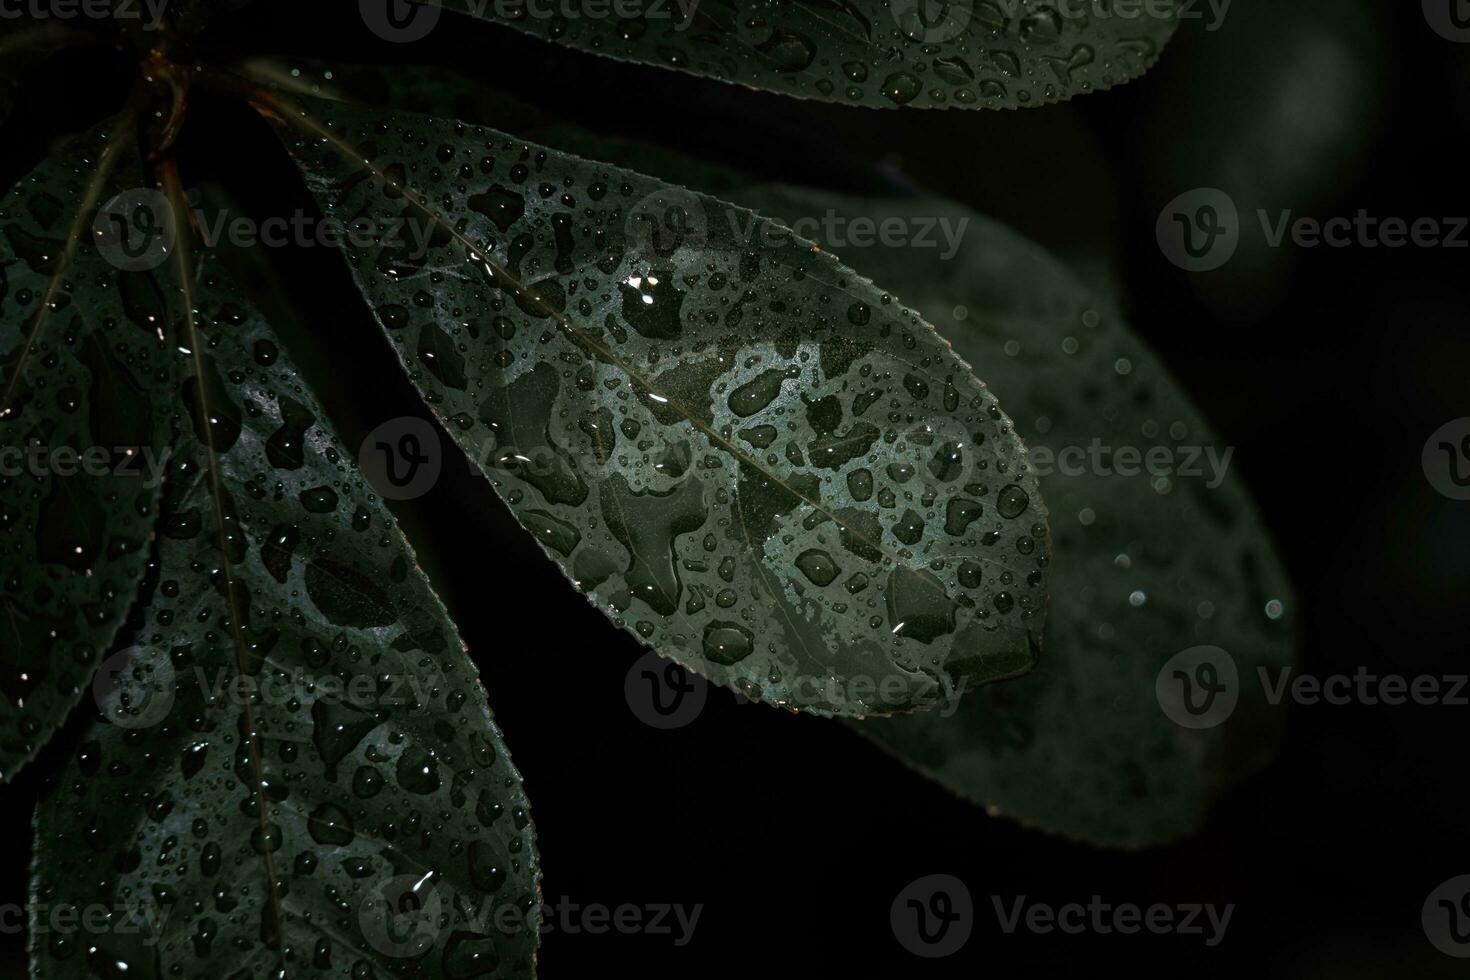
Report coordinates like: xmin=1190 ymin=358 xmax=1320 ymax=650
xmin=265 ymin=92 xmax=1051 ymax=717
xmin=32 ymin=255 xmax=541 ymax=978
xmin=0 ymin=115 xmax=173 ymax=781
xmin=730 ymin=187 xmax=1293 ymax=845
xmin=429 ymin=0 xmax=1177 ymax=109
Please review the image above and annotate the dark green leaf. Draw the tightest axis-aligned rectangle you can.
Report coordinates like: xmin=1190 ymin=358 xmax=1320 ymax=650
xmin=266 ymin=92 xmax=1052 ymax=716
xmin=728 ymin=187 xmax=1293 ymax=846
xmin=32 ymin=255 xmax=541 ymax=978
xmin=0 ymin=116 xmax=173 ymax=781
xmin=428 ymin=0 xmax=1178 ymax=109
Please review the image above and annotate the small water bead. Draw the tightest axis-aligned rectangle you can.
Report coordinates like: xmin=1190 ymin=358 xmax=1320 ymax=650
xmin=702 ymin=622 xmax=753 ymax=665
xmin=353 ymin=764 xmax=383 ymax=798
xmin=795 ymin=549 xmax=839 ymax=587
xmin=996 ymin=483 xmax=1029 ymax=519
xmin=882 ymin=72 xmax=922 ymax=105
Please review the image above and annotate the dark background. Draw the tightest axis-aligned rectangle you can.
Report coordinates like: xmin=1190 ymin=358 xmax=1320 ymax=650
xmin=2 ymin=0 xmax=1468 ymax=975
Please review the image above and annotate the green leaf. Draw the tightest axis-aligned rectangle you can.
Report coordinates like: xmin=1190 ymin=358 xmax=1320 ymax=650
xmin=728 ymin=186 xmax=1293 ymax=846
xmin=32 ymin=252 xmax=541 ymax=978
xmin=0 ymin=115 xmax=174 ymax=781
xmin=427 ymin=0 xmax=1178 ymax=109
xmin=263 ymin=91 xmax=1052 ymax=716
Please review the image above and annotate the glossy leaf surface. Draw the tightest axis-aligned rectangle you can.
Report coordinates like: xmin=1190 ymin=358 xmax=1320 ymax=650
xmin=32 ymin=255 xmax=541 ymax=978
xmin=0 ymin=117 xmax=172 ymax=781
xmin=430 ymin=0 xmax=1178 ymax=110
xmin=725 ymin=187 xmax=1294 ymax=845
xmin=268 ymin=92 xmax=1052 ymax=716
